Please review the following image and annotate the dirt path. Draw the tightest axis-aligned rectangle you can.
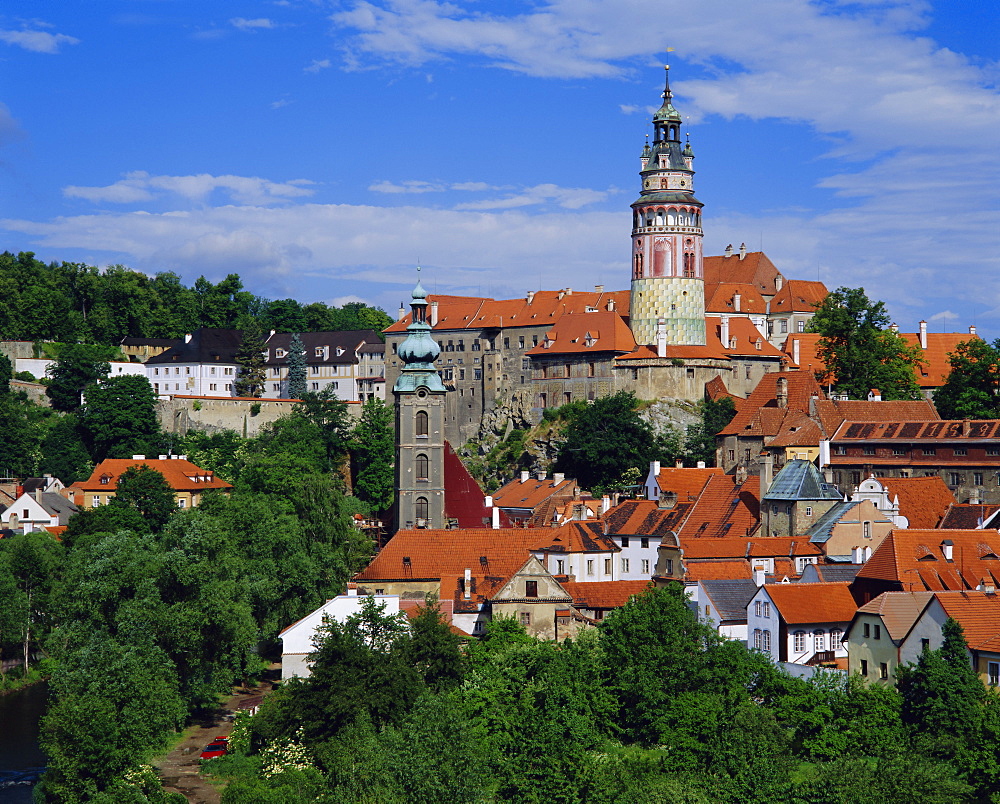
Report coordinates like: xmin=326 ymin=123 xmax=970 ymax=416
xmin=155 ymin=685 xmax=270 ymax=803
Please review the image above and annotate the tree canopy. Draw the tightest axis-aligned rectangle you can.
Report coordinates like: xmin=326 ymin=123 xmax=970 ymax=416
xmin=807 ymin=286 xmax=924 ymax=400
xmin=933 ymin=337 xmax=1000 ymax=419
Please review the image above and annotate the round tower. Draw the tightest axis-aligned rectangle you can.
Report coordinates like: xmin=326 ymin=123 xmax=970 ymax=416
xmin=629 ymin=66 xmax=706 ymax=347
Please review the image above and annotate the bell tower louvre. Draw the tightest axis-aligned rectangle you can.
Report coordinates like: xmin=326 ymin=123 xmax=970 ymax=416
xmin=629 ymin=65 xmax=706 ymax=347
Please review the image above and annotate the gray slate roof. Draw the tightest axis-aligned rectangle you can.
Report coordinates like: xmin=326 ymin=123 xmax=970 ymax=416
xmin=700 ymin=579 xmax=758 ymax=622
xmin=764 ymin=459 xmax=843 ymax=502
xmin=806 ymin=501 xmax=861 ymax=544
xmin=146 ymin=329 xmax=243 ymax=365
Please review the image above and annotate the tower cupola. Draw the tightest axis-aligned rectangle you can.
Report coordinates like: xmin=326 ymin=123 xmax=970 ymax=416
xmin=395 ymin=276 xmax=445 ymax=392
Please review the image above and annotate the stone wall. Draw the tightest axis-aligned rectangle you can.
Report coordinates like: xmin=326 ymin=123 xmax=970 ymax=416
xmin=156 ymin=395 xmax=363 ymax=438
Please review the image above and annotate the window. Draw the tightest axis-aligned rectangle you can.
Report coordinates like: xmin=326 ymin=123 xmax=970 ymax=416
xmin=415 ymin=453 xmax=429 ymax=480
xmin=949 ymin=472 xmax=962 ymax=486
xmin=556 ymin=560 xmax=564 ymax=575
xmin=779 ymin=320 xmax=787 ymax=334
xmin=863 ymin=446 xmax=875 ymax=456
xmin=923 ymin=447 xmax=936 ymax=455
xmin=762 ymin=602 xmax=771 ymax=618
xmin=874 ymin=624 xmax=881 ymax=640
xmin=954 ymin=447 xmax=967 ymax=456
xmin=587 ymin=560 xmax=594 ymax=576
xmin=863 ymin=623 xmax=871 ymax=638
xmin=728 ymin=449 xmax=735 ymax=463
xmin=988 ymin=448 xmax=1000 ymax=456
xmin=177 ymin=498 xmax=186 ymax=509
xmin=797 ymin=320 xmax=805 ymax=333
xmin=755 ymin=601 xmax=762 ymax=617
xmin=814 ymin=630 xmax=825 ymax=651
xmin=860 ymin=659 xmax=868 ymax=676
xmin=989 ymin=662 xmax=1000 ymax=686
xmin=518 ymin=337 xmax=525 ymax=349
xmin=474 ymin=369 xmax=482 ymax=380
xmin=525 ymin=580 xmax=538 ymax=598
xmin=311 ymin=382 xmax=319 ymax=390
xmin=641 ymin=559 xmax=650 ymax=574
xmin=753 ymin=629 xmax=762 ymax=650
xmin=209 ymin=383 xmax=217 ymax=391
xmin=893 ymin=446 xmax=906 ymax=455
xmin=830 ymin=629 xmax=843 ymax=651
xmin=975 ymin=472 xmax=984 ymax=486
xmin=640 ymin=537 xmax=649 ymax=548
xmin=311 ymin=366 xmax=320 ymax=375
xmin=503 ymin=338 xmax=510 ymax=349
xmin=415 ymin=497 xmax=429 ymax=521
xmin=272 ymin=383 xmax=279 ymax=391
xmin=835 ymin=445 xmax=847 ymax=455
xmin=793 ymin=631 xmax=806 ymax=652
xmin=621 ymin=558 xmax=630 ymax=573
xmin=664 ymin=558 xmax=674 ymax=575
xmin=863 ymin=520 xmax=872 ymax=539
xmin=539 ymin=393 xmax=547 ymax=408
xmin=762 ymin=630 xmax=771 ymax=651
xmin=805 ymin=506 xmax=813 ymax=517
xmin=588 ymin=362 xmax=595 ymax=377
xmin=415 ymin=410 xmax=428 ymax=437
xmin=921 ymin=638 xmax=930 ymax=651
xmin=621 ymin=537 xmax=630 ymax=548
xmin=604 ymin=558 xmax=612 ymax=575
xmin=520 ymin=612 xmax=531 ymax=626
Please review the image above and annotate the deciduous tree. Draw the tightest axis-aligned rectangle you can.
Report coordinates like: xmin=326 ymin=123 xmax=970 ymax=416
xmin=933 ymin=337 xmax=1000 ymax=419
xmin=45 ymin=343 xmax=114 ymax=412
xmin=351 ymin=397 xmax=394 ymax=512
xmin=79 ymin=374 xmax=163 ymax=461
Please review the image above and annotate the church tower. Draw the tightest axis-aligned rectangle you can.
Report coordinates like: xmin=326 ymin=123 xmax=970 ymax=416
xmin=394 ymin=277 xmax=446 ymax=530
xmin=629 ymin=66 xmax=706 ymax=347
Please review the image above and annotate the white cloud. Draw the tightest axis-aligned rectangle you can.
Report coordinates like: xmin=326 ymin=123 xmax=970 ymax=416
xmin=0 ymin=28 xmax=79 ymax=53
xmin=304 ymin=58 xmax=332 ymax=73
xmin=230 ymin=17 xmax=276 ymax=30
xmin=369 ymin=179 xmax=446 ymax=194
xmin=270 ymin=98 xmax=293 ymax=109
xmin=455 ymin=183 xmax=615 ymax=210
xmin=63 ymin=171 xmax=316 ymax=206
xmin=930 ymin=310 xmax=959 ymax=322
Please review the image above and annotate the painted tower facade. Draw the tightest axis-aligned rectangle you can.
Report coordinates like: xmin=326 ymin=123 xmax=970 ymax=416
xmin=629 ymin=66 xmax=706 ymax=347
xmin=394 ymin=279 xmax=446 ymax=530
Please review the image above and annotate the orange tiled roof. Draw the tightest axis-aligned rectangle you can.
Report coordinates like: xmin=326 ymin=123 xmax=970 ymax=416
xmin=675 ymin=474 xmax=762 ymax=540
xmin=680 ymin=536 xmax=822 ymax=560
xmin=879 ymin=477 xmax=955 ymax=528
xmin=767 ymin=409 xmax=824 ymax=448
xmin=684 ymin=558 xmax=753 ymax=581
xmin=781 ymin=334 xmax=833 ymax=383
xmin=703 ymin=251 xmax=781 ymax=296
xmin=704 ymin=283 xmax=767 ymax=316
xmin=71 ymin=458 xmax=232 ymax=493
xmin=562 ymin=580 xmax=652 ymax=610
xmin=764 ymin=581 xmax=857 ymax=624
xmin=492 ymin=475 xmax=577 ymax=511
xmin=856 ymin=529 xmax=1000 ymax=591
xmin=530 ymin=521 xmax=618 ymax=554
xmin=602 ymin=499 xmax=690 ymax=541
xmin=769 ymin=280 xmax=827 ymax=313
xmin=384 ymin=289 xmax=631 ymax=334
xmin=812 ymin=398 xmax=940 ymax=437
xmin=830 ymin=419 xmax=1000 ymax=444
xmin=653 ymin=466 xmax=723 ymax=499
xmin=932 ymin=591 xmax=1000 ymax=651
xmin=719 ymin=371 xmax=825 ymax=437
xmin=617 ymin=316 xmax=786 ymax=362
xmin=525 ymin=310 xmax=636 ymax=356
xmin=705 ymin=375 xmax=744 ymax=411
xmin=855 ymin=591 xmax=936 ymax=642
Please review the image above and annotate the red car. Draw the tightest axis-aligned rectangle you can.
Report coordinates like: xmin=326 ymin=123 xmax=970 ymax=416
xmin=199 ymin=737 xmax=229 ymax=760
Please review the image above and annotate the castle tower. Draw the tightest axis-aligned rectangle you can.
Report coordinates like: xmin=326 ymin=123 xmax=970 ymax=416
xmin=393 ymin=278 xmax=446 ymax=530
xmin=629 ymin=66 xmax=706 ymax=346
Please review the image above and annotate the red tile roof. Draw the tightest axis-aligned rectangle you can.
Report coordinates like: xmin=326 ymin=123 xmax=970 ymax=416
xmin=719 ymin=371 xmax=825 ymax=437
xmin=71 ymin=458 xmax=232 ymax=493
xmin=681 ymin=536 xmax=822 ymax=560
xmin=856 ymin=529 xmax=1000 ymax=591
xmin=879 ymin=477 xmax=955 ymax=529
xmin=703 ymin=251 xmax=781 ymax=296
xmin=384 ymin=289 xmax=631 ymax=334
xmin=684 ymin=558 xmax=753 ymax=581
xmin=705 ymin=283 xmax=768 ymax=316
xmin=831 ymin=419 xmax=1000 ymax=443
xmin=931 ymin=591 xmax=1000 ymax=651
xmin=492 ymin=475 xmax=577 ymax=512
xmin=674 ymin=474 xmax=762 ymax=540
xmin=764 ymin=581 xmax=857 ymax=624
xmin=561 ymin=580 xmax=652 ymax=610
xmin=444 ymin=442 xmax=512 ymax=528
xmin=938 ymin=503 xmax=1000 ymax=530
xmin=769 ymin=280 xmax=827 ymax=314
xmin=781 ymin=334 xmax=833 ymax=384
xmin=603 ymin=499 xmax=691 ymax=540
xmin=525 ymin=311 xmax=636 ymax=356
xmin=530 ymin=521 xmax=618 ymax=554
xmin=652 ymin=466 xmax=723 ymax=499
xmin=705 ymin=375 xmax=744 ymax=411
xmin=812 ymin=399 xmax=940 ymax=437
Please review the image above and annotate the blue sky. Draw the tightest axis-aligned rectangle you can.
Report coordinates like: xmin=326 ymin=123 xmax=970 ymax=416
xmin=1 ymin=0 xmax=998 ymax=337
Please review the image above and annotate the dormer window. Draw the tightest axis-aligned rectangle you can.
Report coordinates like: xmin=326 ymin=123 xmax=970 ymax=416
xmin=315 ymin=347 xmax=323 ymax=357
xmin=275 ymin=349 xmax=286 ymax=358
xmin=336 ymin=347 xmax=345 ymax=356
xmin=99 ymin=474 xmax=111 ymax=485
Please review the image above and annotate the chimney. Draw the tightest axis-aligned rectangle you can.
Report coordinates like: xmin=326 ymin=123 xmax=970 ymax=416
xmin=553 ymin=472 xmax=565 ymax=484
xmin=520 ymin=470 xmax=530 ymax=483
xmin=852 ymin=546 xmax=864 ymax=564
xmin=739 ymin=243 xmax=747 ymax=260
xmin=868 ymin=389 xmax=882 ymax=402
xmin=651 ymin=460 xmax=661 ymax=478
xmin=733 ymin=293 xmax=741 ymax=313
xmin=464 ymin=568 xmax=472 ymax=600
xmin=526 ymin=290 xmax=535 ymax=304
xmin=789 ymin=339 xmax=799 ymax=366
xmin=970 ymin=325 xmax=978 ymax=336
xmin=978 ymin=577 xmax=996 ymax=594
xmin=347 ymin=583 xmax=358 ymax=596
xmin=34 ymin=488 xmax=42 ymax=502
xmin=724 ymin=244 xmax=733 ymax=257
xmin=184 ymin=333 xmax=192 ymax=343
xmin=919 ymin=320 xmax=928 ymax=349
xmin=941 ymin=539 xmax=954 ymax=561
xmin=889 ymin=323 xmax=899 ymax=333
xmin=429 ymin=301 xmax=439 ymax=326
xmin=537 ymin=472 xmax=546 ymax=481
xmin=774 ymin=274 xmax=783 ymax=291
xmin=606 ymin=298 xmax=616 ymax=312
xmin=720 ymin=316 xmax=730 ymax=351
xmin=594 ymin=284 xmax=604 ymax=293
xmin=675 ymin=459 xmax=684 ymax=469
xmin=491 ymin=506 xmax=500 ymax=529
xmin=754 ymin=569 xmax=766 ymax=587
xmin=776 ymin=377 xmax=788 ymax=409
xmin=398 ymin=302 xmax=406 ymax=319
xmin=656 ymin=318 xmax=667 ymax=358
xmin=696 ymin=460 xmax=706 ymax=469
xmin=761 ymin=452 xmax=774 ymax=494
xmin=601 ymin=494 xmax=611 ymax=514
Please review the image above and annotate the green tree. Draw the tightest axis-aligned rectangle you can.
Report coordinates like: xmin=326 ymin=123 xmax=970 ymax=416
xmin=112 ymin=465 xmax=176 ymax=532
xmin=293 ymin=388 xmax=352 ymax=473
xmin=40 ymin=413 xmax=92 ymax=484
xmin=351 ymin=397 xmax=394 ymax=512
xmin=933 ymin=337 xmax=1000 ymax=419
xmin=79 ymin=374 xmax=163 ymax=461
xmin=407 ymin=596 xmax=464 ymax=692
xmin=234 ymin=320 xmax=268 ymax=397
xmin=45 ymin=343 xmax=115 ymax=412
xmin=286 ymin=333 xmax=307 ymax=399
xmin=554 ymin=391 xmax=656 ymax=490
xmin=807 ymin=286 xmax=923 ymax=400
xmin=0 ymin=531 xmax=62 ymax=674
xmin=0 ymin=352 xmax=11 ymax=394
xmin=684 ymin=396 xmax=736 ymax=466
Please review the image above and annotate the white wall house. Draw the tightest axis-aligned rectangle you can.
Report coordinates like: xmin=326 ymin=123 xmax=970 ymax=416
xmin=747 ymin=582 xmax=855 ymax=667
xmin=1 ymin=491 xmax=78 ymax=532
xmin=278 ymin=591 xmax=401 ymax=680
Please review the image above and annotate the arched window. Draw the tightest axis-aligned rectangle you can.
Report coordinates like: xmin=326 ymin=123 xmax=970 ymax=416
xmin=415 ymin=410 xmax=428 ymax=437
xmin=654 ymin=208 xmax=665 ymax=226
xmin=415 ymin=497 xmax=428 ymax=521
xmin=416 ymin=453 xmax=429 ymax=480
xmin=667 ymin=208 xmax=677 ymax=226
xmin=814 ymin=630 xmax=826 ymax=651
